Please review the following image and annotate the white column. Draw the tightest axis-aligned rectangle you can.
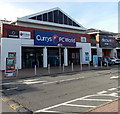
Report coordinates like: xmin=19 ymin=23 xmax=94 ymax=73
xmin=43 ymin=47 xmax=47 ymax=68
xmin=80 ymin=48 xmax=82 ymax=64
xmin=64 ymin=48 xmax=68 ymax=66
xmin=96 ymin=34 xmax=103 ymax=57
xmin=96 ymin=44 xmax=102 ymax=57
xmin=110 ymin=49 xmax=117 ymax=57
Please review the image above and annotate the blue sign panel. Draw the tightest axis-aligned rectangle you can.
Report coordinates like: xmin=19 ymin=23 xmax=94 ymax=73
xmin=93 ymin=55 xmax=98 ymax=66
xmin=34 ymin=30 xmax=76 ymax=46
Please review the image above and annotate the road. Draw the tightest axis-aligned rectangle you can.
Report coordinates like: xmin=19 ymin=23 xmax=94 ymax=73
xmin=1 ymin=66 xmax=119 ymax=114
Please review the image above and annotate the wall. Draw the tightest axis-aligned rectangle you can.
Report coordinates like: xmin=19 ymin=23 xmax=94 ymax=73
xmin=0 ymin=45 xmax=2 ymax=69
xmin=16 ymin=21 xmax=86 ymax=34
xmin=1 ymin=38 xmax=21 ymax=70
xmin=110 ymin=49 xmax=117 ymax=57
xmin=76 ymin=42 xmax=91 ymax=64
xmin=2 ymin=24 xmax=90 ymax=43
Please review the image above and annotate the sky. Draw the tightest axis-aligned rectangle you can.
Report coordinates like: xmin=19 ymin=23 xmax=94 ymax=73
xmin=0 ymin=0 xmax=119 ymax=33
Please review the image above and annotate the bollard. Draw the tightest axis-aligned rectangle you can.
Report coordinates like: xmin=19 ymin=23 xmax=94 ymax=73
xmin=35 ymin=65 xmax=37 ymax=75
xmin=101 ymin=61 xmax=103 ymax=68
xmin=106 ymin=61 xmax=109 ymax=67
xmin=88 ymin=62 xmax=90 ymax=69
xmin=48 ymin=64 xmax=50 ymax=74
xmin=16 ymin=67 xmax=19 ymax=76
xmin=72 ymin=63 xmax=73 ymax=71
xmin=80 ymin=63 xmax=82 ymax=70
xmin=62 ymin=64 xmax=64 ymax=72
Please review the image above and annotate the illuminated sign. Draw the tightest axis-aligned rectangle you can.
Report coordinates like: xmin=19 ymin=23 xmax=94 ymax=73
xmin=7 ymin=30 xmax=19 ymax=38
xmin=34 ymin=30 xmax=76 ymax=46
xmin=99 ymin=36 xmax=116 ymax=48
xmin=19 ymin=31 xmax=31 ymax=39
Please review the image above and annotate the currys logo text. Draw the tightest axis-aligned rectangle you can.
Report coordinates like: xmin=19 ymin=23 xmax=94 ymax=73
xmin=36 ymin=35 xmax=52 ymax=42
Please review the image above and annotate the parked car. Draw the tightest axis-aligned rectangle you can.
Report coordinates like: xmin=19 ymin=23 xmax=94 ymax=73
xmin=101 ymin=57 xmax=114 ymax=66
xmin=109 ymin=57 xmax=120 ymax=64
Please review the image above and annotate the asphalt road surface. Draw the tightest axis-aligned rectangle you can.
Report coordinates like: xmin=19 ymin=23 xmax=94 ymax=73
xmin=1 ymin=66 xmax=120 ymax=114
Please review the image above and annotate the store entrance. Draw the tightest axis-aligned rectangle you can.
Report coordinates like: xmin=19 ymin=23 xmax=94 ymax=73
xmin=68 ymin=48 xmax=80 ymax=65
xmin=22 ymin=47 xmax=43 ymax=68
xmin=47 ymin=48 xmax=64 ymax=66
xmin=91 ymin=48 xmax=97 ymax=61
xmin=117 ymin=49 xmax=120 ymax=58
xmin=102 ymin=49 xmax=111 ymax=57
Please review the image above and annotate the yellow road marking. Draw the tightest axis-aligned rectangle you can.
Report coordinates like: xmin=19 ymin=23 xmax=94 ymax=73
xmin=1 ymin=97 xmax=11 ymax=102
xmin=10 ymin=104 xmax=23 ymax=110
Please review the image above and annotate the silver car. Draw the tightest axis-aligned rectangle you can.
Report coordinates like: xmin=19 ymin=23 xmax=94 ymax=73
xmin=109 ymin=57 xmax=120 ymax=64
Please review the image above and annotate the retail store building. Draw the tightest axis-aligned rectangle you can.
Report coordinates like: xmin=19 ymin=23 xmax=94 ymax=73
xmin=0 ymin=7 xmax=91 ymax=71
xmin=87 ymin=29 xmax=119 ymax=60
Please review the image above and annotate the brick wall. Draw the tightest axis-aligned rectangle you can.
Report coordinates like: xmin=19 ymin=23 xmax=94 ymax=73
xmin=2 ymin=24 xmax=90 ymax=43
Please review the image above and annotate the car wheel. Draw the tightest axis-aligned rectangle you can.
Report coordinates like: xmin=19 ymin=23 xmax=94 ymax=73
xmin=104 ymin=63 xmax=107 ymax=66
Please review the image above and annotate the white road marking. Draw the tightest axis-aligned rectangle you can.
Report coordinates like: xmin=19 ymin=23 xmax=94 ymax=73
xmin=80 ymin=99 xmax=112 ymax=102
xmin=23 ymin=81 xmax=47 ymax=85
xmin=108 ymin=88 xmax=117 ymax=91
xmin=18 ymin=78 xmax=42 ymax=82
xmin=0 ymin=82 xmax=19 ymax=85
xmin=109 ymin=93 xmax=118 ymax=97
xmin=97 ymin=91 xmax=107 ymax=94
xmin=43 ymin=77 xmax=84 ymax=85
xmin=43 ymin=81 xmax=58 ymax=85
xmin=0 ymin=87 xmax=18 ymax=92
xmin=110 ymin=76 xmax=120 ymax=79
xmin=5 ymin=87 xmax=18 ymax=91
xmin=37 ymin=110 xmax=60 ymax=113
xmin=35 ymin=89 xmax=118 ymax=113
xmin=34 ymin=94 xmax=98 ymax=113
xmin=64 ymin=104 xmax=96 ymax=108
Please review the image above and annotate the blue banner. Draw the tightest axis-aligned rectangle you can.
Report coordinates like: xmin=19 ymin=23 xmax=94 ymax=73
xmin=93 ymin=55 xmax=98 ymax=66
xmin=34 ymin=30 xmax=76 ymax=46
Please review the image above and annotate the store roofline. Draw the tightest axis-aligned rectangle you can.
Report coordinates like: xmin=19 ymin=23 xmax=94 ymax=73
xmin=15 ymin=18 xmax=87 ymax=31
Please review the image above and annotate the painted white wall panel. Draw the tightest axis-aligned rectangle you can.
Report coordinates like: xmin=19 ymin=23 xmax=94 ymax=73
xmin=1 ymin=38 xmax=21 ymax=70
xmin=21 ymin=39 xmax=34 ymax=45
xmin=76 ymin=42 xmax=91 ymax=64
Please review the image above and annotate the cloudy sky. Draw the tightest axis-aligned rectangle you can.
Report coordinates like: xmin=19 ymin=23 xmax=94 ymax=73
xmin=0 ymin=0 xmax=118 ymax=32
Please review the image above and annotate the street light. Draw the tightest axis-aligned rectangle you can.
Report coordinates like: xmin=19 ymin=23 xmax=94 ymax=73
xmin=57 ymin=44 xmax=63 ymax=72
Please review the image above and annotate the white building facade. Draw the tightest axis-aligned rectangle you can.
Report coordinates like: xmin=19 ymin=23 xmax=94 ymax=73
xmin=0 ymin=8 xmax=91 ymax=71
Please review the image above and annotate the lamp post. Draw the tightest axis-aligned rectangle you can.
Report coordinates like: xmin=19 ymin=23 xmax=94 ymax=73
xmin=58 ymin=44 xmax=62 ymax=72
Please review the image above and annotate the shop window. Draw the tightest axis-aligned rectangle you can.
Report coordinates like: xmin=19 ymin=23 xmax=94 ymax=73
xmin=54 ymin=10 xmax=59 ymax=23
xmin=68 ymin=18 xmax=73 ymax=25
xmin=58 ymin=11 xmax=63 ymax=24
xmin=48 ymin=12 xmax=53 ymax=22
xmin=64 ymin=14 xmax=68 ymax=24
xmin=37 ymin=15 xmax=42 ymax=21
xmin=43 ymin=13 xmax=47 ymax=21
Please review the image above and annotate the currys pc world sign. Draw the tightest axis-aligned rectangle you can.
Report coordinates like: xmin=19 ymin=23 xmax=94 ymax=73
xmin=34 ymin=30 xmax=76 ymax=46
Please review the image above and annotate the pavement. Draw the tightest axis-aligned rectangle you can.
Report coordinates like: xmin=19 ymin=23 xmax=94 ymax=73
xmin=86 ymin=99 xmax=120 ymax=113
xmin=0 ymin=65 xmax=120 ymax=113
xmin=1 ymin=64 xmax=113 ymax=81
xmin=1 ymin=100 xmax=18 ymax=113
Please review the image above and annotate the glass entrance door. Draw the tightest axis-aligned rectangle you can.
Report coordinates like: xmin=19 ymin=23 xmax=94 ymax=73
xmin=22 ymin=47 xmax=43 ymax=68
